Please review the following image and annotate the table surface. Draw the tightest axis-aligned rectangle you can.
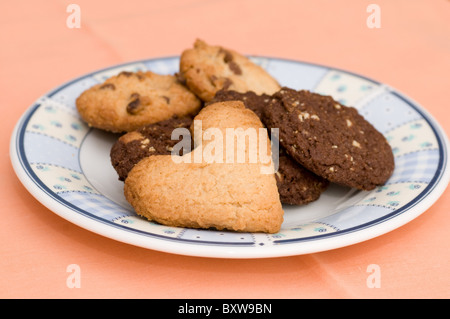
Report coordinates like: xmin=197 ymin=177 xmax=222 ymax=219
xmin=1 ymin=0 xmax=449 ymax=299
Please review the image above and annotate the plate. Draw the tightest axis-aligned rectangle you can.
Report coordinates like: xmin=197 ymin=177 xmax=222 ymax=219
xmin=10 ymin=56 xmax=450 ymax=258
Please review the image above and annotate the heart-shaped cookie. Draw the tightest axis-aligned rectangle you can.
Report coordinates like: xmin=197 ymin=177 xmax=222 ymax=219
xmin=124 ymin=101 xmax=284 ymax=233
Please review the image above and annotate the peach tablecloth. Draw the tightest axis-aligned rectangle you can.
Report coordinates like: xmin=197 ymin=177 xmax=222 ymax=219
xmin=1 ymin=0 xmax=449 ymax=298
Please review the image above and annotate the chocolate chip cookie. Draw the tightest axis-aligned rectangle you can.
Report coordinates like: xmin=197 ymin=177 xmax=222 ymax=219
xmin=76 ymin=70 xmax=201 ymax=132
xmin=263 ymin=88 xmax=394 ymax=190
xmin=110 ymin=117 xmax=193 ymax=181
xmin=179 ymin=39 xmax=280 ymax=102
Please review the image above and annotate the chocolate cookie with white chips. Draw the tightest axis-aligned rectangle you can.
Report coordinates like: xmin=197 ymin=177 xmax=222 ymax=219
xmin=263 ymin=88 xmax=394 ymax=190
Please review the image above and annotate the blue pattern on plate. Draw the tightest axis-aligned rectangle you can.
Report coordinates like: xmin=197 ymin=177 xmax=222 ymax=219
xmin=50 ymin=77 xmax=99 ymax=110
xmin=316 ymin=205 xmax=394 ymax=231
xmin=59 ymin=192 xmax=134 ymax=221
xmin=179 ymin=229 xmax=255 ymax=244
xmin=388 ymin=149 xmax=439 ymax=184
xmin=358 ymin=91 xmax=423 ymax=133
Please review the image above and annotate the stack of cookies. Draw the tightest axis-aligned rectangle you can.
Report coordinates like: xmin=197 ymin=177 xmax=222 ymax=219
xmin=76 ymin=39 xmax=394 ymax=233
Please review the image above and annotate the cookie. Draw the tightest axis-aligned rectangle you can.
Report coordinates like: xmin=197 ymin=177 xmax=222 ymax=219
xmin=263 ymin=88 xmax=394 ymax=190
xmin=76 ymin=70 xmax=201 ymax=132
xmin=110 ymin=117 xmax=193 ymax=181
xmin=124 ymin=101 xmax=284 ymax=233
xmin=275 ymin=149 xmax=329 ymax=205
xmin=179 ymin=39 xmax=281 ymax=102
xmin=207 ymin=89 xmax=271 ymax=119
xmin=208 ymin=89 xmax=329 ymax=204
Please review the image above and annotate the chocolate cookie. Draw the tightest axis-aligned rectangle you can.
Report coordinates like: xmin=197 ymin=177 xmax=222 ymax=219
xmin=179 ymin=39 xmax=280 ymax=102
xmin=76 ymin=70 xmax=201 ymax=132
xmin=275 ymin=149 xmax=329 ymax=205
xmin=263 ymin=88 xmax=394 ymax=191
xmin=110 ymin=117 xmax=193 ymax=181
xmin=209 ymin=89 xmax=329 ymax=205
xmin=124 ymin=101 xmax=284 ymax=233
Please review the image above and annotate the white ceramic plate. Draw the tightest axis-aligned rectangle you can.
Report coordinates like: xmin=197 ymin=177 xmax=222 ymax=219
xmin=10 ymin=56 xmax=450 ymax=258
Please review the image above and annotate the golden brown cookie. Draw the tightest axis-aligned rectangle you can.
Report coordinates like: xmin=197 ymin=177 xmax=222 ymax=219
xmin=76 ymin=70 xmax=201 ymax=132
xmin=124 ymin=101 xmax=284 ymax=233
xmin=179 ymin=39 xmax=281 ymax=102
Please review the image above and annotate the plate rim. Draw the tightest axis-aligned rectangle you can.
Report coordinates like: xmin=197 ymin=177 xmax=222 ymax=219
xmin=9 ymin=56 xmax=450 ymax=259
